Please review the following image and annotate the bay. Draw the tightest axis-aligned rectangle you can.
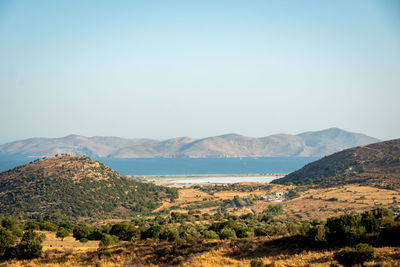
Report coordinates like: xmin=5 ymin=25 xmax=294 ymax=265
xmin=0 ymin=154 xmax=318 ymax=176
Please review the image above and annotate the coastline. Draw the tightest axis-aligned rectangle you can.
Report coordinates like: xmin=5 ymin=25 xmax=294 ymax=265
xmin=129 ymin=173 xmax=286 ymax=185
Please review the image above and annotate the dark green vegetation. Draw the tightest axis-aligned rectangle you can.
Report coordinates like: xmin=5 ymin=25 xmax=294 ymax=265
xmin=272 ymin=138 xmax=400 ymax=187
xmin=193 ymin=183 xmax=272 ymax=193
xmin=1 ymin=206 xmax=399 ymax=265
xmin=0 ymin=218 xmax=45 ymax=259
xmin=334 ymin=243 xmax=374 ymax=267
xmin=0 ymin=155 xmax=178 ymax=219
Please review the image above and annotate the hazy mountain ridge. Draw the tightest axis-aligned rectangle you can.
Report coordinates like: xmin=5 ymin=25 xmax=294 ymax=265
xmin=0 ymin=128 xmax=380 ymax=158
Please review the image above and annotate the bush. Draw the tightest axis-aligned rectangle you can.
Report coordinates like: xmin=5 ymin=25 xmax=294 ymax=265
xmin=39 ymin=221 xmax=57 ymax=231
xmin=219 ymin=227 xmax=236 ymax=239
xmin=233 ymin=195 xmax=245 ymax=208
xmin=25 ymin=221 xmax=40 ymax=230
xmin=307 ymin=224 xmax=326 ymax=242
xmin=79 ymin=238 xmax=88 ymax=243
xmin=158 ymin=226 xmax=178 ymax=242
xmin=287 ymin=190 xmax=300 ymax=199
xmin=73 ymin=225 xmax=92 ymax=240
xmin=1 ymin=218 xmax=16 ymax=230
xmin=202 ymin=230 xmax=219 ymax=239
xmin=334 ymin=243 xmax=374 ymax=266
xmin=56 ymin=227 xmax=70 ymax=241
xmin=0 ymin=227 xmax=16 ymax=257
xmin=16 ymin=230 xmax=45 ymax=259
xmin=250 ymin=259 xmax=263 ymax=267
xmin=110 ymin=222 xmax=138 ymax=241
xmin=180 ymin=225 xmax=202 ymax=244
xmin=99 ymin=234 xmax=119 ymax=247
xmin=264 ymin=204 xmax=283 ymax=215
xmin=235 ymin=226 xmax=250 ymax=238
xmin=254 ymin=227 xmax=268 ymax=237
xmin=326 ymin=214 xmax=366 ymax=243
xmin=140 ymin=225 xmax=162 ymax=240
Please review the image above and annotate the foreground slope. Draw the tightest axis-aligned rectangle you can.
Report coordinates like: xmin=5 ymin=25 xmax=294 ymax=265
xmin=0 ymin=128 xmax=380 ymax=158
xmin=0 ymin=155 xmax=177 ymax=218
xmin=271 ymin=138 xmax=400 ymax=187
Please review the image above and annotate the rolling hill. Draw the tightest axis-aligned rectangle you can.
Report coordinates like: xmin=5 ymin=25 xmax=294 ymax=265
xmin=271 ymin=138 xmax=400 ymax=187
xmin=0 ymin=155 xmax=178 ymax=218
xmin=0 ymin=128 xmax=380 ymax=158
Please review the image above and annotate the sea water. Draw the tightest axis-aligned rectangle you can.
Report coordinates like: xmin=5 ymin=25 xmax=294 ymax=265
xmin=0 ymin=154 xmax=317 ymax=178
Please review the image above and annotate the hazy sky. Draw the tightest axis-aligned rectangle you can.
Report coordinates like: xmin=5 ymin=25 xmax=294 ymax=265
xmin=1 ymin=0 xmax=399 ymax=143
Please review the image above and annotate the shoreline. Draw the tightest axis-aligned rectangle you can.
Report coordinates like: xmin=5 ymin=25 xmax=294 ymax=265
xmin=129 ymin=173 xmax=286 ymax=185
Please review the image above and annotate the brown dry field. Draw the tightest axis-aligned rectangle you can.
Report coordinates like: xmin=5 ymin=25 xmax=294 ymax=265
xmin=4 ymin=237 xmax=400 ymax=267
xmin=2 ymin=183 xmax=400 ymax=266
xmin=183 ymin=244 xmax=400 ymax=267
xmin=39 ymin=231 xmax=99 ymax=250
xmin=155 ymin=182 xmax=400 ymax=220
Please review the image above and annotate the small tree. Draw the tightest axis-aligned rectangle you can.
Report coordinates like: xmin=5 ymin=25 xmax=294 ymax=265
xmin=265 ymin=204 xmax=283 ymax=215
xmin=56 ymin=227 xmax=70 ymax=241
xmin=0 ymin=227 xmax=16 ymax=257
xmin=140 ymin=225 xmax=162 ymax=240
xmin=219 ymin=227 xmax=236 ymax=240
xmin=16 ymin=230 xmax=45 ymax=259
xmin=99 ymin=234 xmax=119 ymax=247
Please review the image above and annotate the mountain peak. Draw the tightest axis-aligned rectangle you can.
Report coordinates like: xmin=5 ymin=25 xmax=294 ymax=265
xmin=217 ymin=133 xmax=243 ymax=138
xmin=0 ymin=128 xmax=381 ymax=158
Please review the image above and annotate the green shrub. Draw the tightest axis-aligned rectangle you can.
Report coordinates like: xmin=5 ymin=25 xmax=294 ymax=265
xmin=307 ymin=224 xmax=326 ymax=242
xmin=110 ymin=222 xmax=138 ymax=241
xmin=0 ymin=226 xmax=16 ymax=257
xmin=56 ymin=227 xmax=70 ymax=241
xmin=235 ymin=226 xmax=250 ymax=238
xmin=140 ymin=225 xmax=162 ymax=240
xmin=254 ymin=227 xmax=268 ymax=237
xmin=326 ymin=214 xmax=366 ymax=243
xmin=1 ymin=218 xmax=16 ymax=230
xmin=99 ymin=234 xmax=119 ymax=247
xmin=264 ymin=204 xmax=283 ymax=215
xmin=39 ymin=221 xmax=57 ymax=231
xmin=159 ymin=226 xmax=179 ymax=242
xmin=202 ymin=230 xmax=219 ymax=239
xmin=79 ymin=238 xmax=88 ymax=243
xmin=179 ymin=225 xmax=202 ymax=244
xmin=73 ymin=225 xmax=92 ymax=240
xmin=219 ymin=227 xmax=236 ymax=239
xmin=287 ymin=190 xmax=300 ymax=199
xmin=16 ymin=230 xmax=45 ymax=259
xmin=334 ymin=243 xmax=374 ymax=266
xmin=250 ymin=259 xmax=263 ymax=267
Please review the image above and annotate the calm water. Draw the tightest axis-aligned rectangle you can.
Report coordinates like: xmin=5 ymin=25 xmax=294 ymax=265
xmin=0 ymin=154 xmax=318 ymax=176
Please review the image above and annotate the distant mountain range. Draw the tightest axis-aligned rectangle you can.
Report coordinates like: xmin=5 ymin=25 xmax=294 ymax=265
xmin=271 ymin=138 xmax=400 ymax=187
xmin=0 ymin=128 xmax=380 ymax=158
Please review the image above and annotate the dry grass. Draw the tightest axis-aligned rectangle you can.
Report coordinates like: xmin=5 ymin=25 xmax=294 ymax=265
xmin=183 ymin=240 xmax=400 ymax=267
xmin=279 ymin=185 xmax=400 ymax=220
xmin=39 ymin=231 xmax=99 ymax=250
xmin=154 ymin=183 xmax=400 ymax=220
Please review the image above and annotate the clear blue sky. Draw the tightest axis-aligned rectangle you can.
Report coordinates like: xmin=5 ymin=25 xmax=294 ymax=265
xmin=0 ymin=0 xmax=399 ymax=143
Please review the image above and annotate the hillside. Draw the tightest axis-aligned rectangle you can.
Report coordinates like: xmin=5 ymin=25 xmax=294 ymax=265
xmin=271 ymin=138 xmax=400 ymax=187
xmin=0 ymin=155 xmax=178 ymax=218
xmin=0 ymin=128 xmax=380 ymax=158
